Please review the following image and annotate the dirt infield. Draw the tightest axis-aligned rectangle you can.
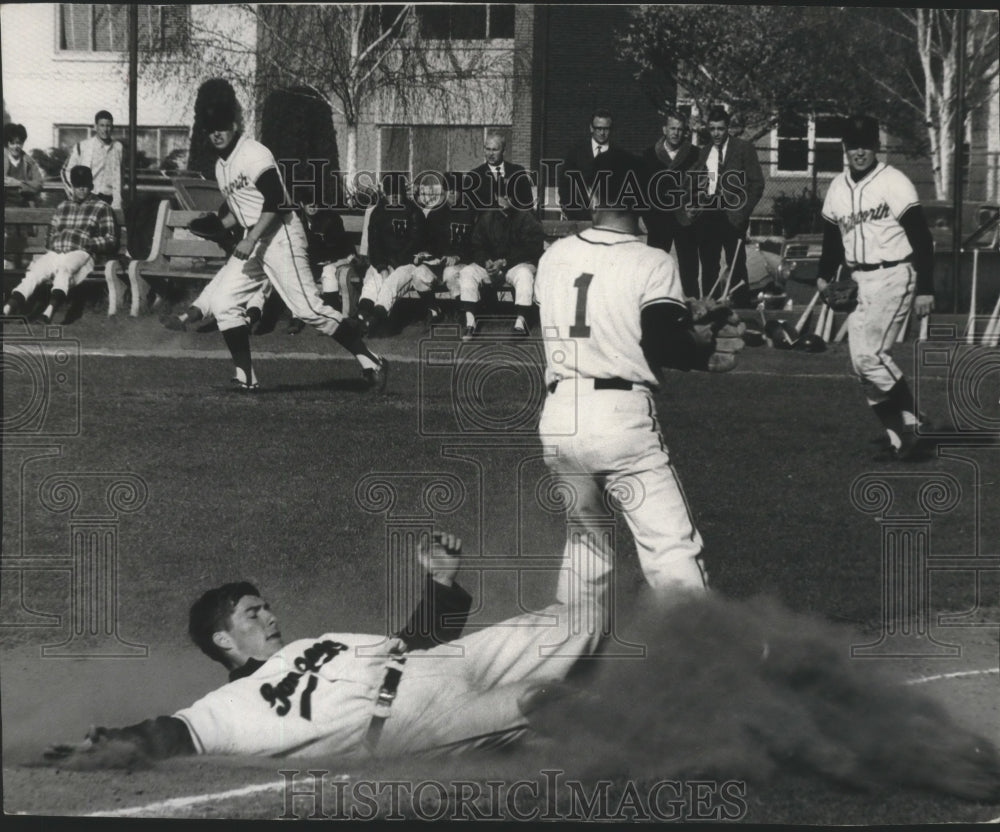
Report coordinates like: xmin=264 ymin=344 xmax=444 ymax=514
xmin=2 ymin=312 xmax=998 ymax=822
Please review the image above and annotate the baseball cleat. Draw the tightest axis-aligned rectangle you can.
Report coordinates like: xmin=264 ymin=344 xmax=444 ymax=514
xmin=231 ymin=377 xmax=260 ymax=392
xmin=461 ymin=325 xmax=477 ymax=342
xmin=161 ymin=314 xmax=187 ymax=332
xmin=363 ymin=356 xmax=390 ymax=393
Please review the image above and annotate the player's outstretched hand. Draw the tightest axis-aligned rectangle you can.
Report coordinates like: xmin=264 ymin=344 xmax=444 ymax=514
xmin=43 ymin=726 xmax=150 ymax=770
xmin=418 ymin=532 xmax=463 ymax=586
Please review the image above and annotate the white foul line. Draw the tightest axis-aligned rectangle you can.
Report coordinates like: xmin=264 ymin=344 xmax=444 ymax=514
xmin=85 ymin=778 xmax=286 ymax=817
xmin=903 ymin=667 xmax=999 ymax=686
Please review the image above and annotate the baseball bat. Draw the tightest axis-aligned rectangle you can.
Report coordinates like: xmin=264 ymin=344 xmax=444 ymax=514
xmin=983 ymin=290 xmax=1000 ymax=347
xmin=814 ymin=303 xmax=828 ymax=337
xmin=896 ymin=308 xmax=911 ymax=344
xmin=965 ymin=248 xmax=978 ymax=345
xmin=834 ymin=312 xmax=851 ymax=343
xmin=919 ymin=314 xmax=929 ymax=342
xmin=721 ymin=238 xmax=745 ymax=299
xmin=796 ymin=290 xmax=821 ymax=335
xmin=823 ymin=301 xmax=835 ymax=342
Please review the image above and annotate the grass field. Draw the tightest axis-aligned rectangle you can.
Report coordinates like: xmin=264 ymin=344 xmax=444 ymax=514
xmin=2 ymin=306 xmax=999 ymax=823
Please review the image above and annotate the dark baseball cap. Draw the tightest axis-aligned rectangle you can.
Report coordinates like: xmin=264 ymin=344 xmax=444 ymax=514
xmin=590 ymin=148 xmax=647 ymax=212
xmin=842 ymin=115 xmax=880 ymax=150
xmin=202 ymin=100 xmax=237 ymax=131
xmin=69 ymin=165 xmax=93 ymax=188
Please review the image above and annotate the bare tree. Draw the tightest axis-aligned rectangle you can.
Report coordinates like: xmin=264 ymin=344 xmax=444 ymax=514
xmin=128 ymin=4 xmax=510 ymax=187
xmin=859 ymin=9 xmax=999 ymax=198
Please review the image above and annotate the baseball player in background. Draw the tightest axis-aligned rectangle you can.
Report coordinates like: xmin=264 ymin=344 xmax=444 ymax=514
xmin=192 ymin=91 xmax=387 ymax=391
xmin=817 ymin=115 xmax=935 ymax=461
xmin=536 ymin=149 xmax=726 ymax=605
xmin=43 ymin=531 xmax=604 ymax=764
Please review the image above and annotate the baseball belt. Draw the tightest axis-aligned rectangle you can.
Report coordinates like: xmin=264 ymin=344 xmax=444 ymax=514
xmin=363 ymin=649 xmax=408 ymax=751
xmin=849 ymin=257 xmax=912 ymax=272
xmin=547 ymin=377 xmax=651 ymax=394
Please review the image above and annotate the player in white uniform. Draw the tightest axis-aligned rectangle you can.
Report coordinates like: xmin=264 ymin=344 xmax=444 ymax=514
xmin=817 ymin=115 xmax=935 ymax=460
xmin=43 ymin=533 xmax=604 ymax=763
xmin=195 ymin=96 xmax=386 ymax=391
xmin=536 ymin=149 xmax=722 ymax=605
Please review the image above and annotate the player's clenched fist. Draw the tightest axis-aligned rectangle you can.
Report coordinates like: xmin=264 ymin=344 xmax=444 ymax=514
xmin=417 ymin=532 xmax=463 ymax=586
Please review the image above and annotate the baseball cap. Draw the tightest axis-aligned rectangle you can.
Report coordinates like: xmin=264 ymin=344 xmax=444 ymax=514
xmin=842 ymin=115 xmax=880 ymax=150
xmin=69 ymin=166 xmax=94 ymax=188
xmin=590 ymin=148 xmax=647 ymax=212
xmin=202 ymin=100 xmax=238 ymax=131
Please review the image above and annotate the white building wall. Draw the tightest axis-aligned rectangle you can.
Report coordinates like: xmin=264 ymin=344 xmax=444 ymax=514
xmin=1 ymin=3 xmax=255 ymax=156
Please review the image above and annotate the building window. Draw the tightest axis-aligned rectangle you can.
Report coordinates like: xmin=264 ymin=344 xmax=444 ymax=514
xmin=775 ymin=114 xmax=843 ymax=175
xmin=58 ymin=4 xmax=188 ymax=52
xmin=416 ymin=4 xmax=515 ymax=40
xmin=56 ymin=125 xmax=190 ymax=169
xmin=379 ymin=125 xmax=511 ymax=181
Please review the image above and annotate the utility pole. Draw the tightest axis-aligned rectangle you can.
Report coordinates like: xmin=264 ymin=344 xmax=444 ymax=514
xmin=128 ymin=4 xmax=139 ymax=210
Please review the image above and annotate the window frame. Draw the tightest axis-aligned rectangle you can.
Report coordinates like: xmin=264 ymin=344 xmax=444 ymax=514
xmin=772 ymin=113 xmax=845 ymax=179
xmin=376 ymin=124 xmax=513 ymax=184
xmin=54 ymin=3 xmax=188 ymax=58
xmin=54 ymin=124 xmax=190 ymax=170
xmin=414 ymin=4 xmax=515 ymax=43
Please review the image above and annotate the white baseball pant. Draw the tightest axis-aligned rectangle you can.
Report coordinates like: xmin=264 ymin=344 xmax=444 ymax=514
xmin=847 ymin=264 xmax=915 ymax=404
xmin=209 ymin=213 xmax=343 ymax=335
xmin=375 ymin=599 xmax=604 ymax=757
xmin=191 ymin=272 xmax=272 ymax=319
xmin=360 ymin=264 xmax=414 ymax=312
xmin=458 ymin=262 xmax=536 ymax=306
xmin=14 ymin=250 xmax=94 ymax=299
xmin=411 ymin=262 xmax=462 ymax=298
xmin=538 ymin=383 xmax=707 ymax=602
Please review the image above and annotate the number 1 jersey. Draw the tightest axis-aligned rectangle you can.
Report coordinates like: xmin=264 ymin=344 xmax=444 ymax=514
xmin=535 ymin=228 xmax=685 ymax=388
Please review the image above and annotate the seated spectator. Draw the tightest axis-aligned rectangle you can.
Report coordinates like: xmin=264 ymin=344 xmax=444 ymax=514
xmin=408 ymin=171 xmax=475 ymax=324
xmin=3 ymin=166 xmax=117 ymax=323
xmin=558 ymin=108 xmax=614 ymax=221
xmin=458 ymin=195 xmax=545 ymax=339
xmin=286 ymin=203 xmax=357 ymax=333
xmin=4 ymin=123 xmax=44 ymax=207
xmin=353 ymin=174 xmax=424 ymax=335
xmin=460 ymin=131 xmax=534 ymax=213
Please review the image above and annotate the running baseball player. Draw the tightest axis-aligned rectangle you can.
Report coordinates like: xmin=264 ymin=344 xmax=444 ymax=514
xmin=817 ymin=115 xmax=935 ymax=461
xmin=43 ymin=532 xmax=603 ymax=764
xmin=188 ymin=88 xmax=386 ymax=391
xmin=535 ymin=148 xmax=729 ymax=604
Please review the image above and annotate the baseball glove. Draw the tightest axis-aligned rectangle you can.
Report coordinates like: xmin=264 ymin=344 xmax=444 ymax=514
xmin=688 ymin=299 xmax=744 ymax=372
xmin=188 ymin=213 xmax=239 ymax=257
xmin=820 ymin=278 xmax=859 ymax=312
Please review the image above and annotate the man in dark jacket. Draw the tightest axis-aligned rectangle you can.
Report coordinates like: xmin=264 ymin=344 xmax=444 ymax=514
xmin=457 ymin=195 xmax=545 ymax=339
xmin=692 ymin=106 xmax=764 ymax=307
xmin=460 ymin=131 xmax=534 ymax=213
xmin=642 ymin=111 xmax=701 ymax=298
xmin=355 ymin=174 xmax=424 ymax=334
xmin=558 ymin=108 xmax=614 ymax=221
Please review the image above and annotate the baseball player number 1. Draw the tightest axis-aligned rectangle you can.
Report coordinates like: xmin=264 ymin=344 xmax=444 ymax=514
xmin=569 ymin=273 xmax=594 ymax=337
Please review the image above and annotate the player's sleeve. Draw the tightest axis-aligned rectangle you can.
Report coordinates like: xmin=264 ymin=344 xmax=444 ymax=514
xmin=243 ymin=142 xmax=278 ymax=184
xmin=395 ymin=575 xmax=473 ymax=651
xmin=885 ymin=169 xmax=920 ymax=219
xmin=254 ymin=167 xmax=290 ymax=215
xmin=816 ymin=218 xmax=846 ymax=282
xmin=639 ymin=249 xmax=685 ymax=307
xmin=96 ymin=716 xmax=196 ymax=759
xmin=820 ymin=179 xmax=840 ymax=224
xmin=640 ymin=299 xmax=710 ymax=372
xmin=899 ymin=205 xmax=935 ymax=295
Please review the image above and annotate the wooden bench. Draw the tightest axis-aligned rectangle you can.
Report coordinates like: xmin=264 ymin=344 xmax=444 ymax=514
xmin=128 ymin=200 xmax=590 ymax=316
xmin=3 ymin=206 xmax=129 ymax=316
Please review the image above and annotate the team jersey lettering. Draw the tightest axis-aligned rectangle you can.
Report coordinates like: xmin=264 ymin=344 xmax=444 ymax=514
xmin=259 ymin=639 xmax=347 ymax=717
xmin=838 ymin=201 xmax=891 ymax=234
xmin=450 ymin=221 xmax=471 ymax=244
xmin=221 ymin=173 xmax=252 ymax=199
xmin=391 ymin=218 xmax=409 ymax=237
xmin=569 ymin=273 xmax=594 ymax=338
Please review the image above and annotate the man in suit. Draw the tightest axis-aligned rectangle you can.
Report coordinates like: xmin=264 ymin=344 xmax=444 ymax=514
xmin=693 ymin=106 xmax=764 ymax=307
xmin=460 ymin=131 xmax=534 ymax=214
xmin=558 ymin=108 xmax=614 ymax=221
xmin=642 ymin=111 xmax=701 ymax=298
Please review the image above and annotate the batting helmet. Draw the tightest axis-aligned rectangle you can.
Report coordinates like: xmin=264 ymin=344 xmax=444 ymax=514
xmin=796 ymin=333 xmax=827 ymax=353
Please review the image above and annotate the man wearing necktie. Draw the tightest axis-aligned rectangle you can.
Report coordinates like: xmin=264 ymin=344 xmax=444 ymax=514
xmin=461 ymin=131 xmax=534 ymax=214
xmin=558 ymin=109 xmax=614 ymax=221
xmin=692 ymin=106 xmax=764 ymax=307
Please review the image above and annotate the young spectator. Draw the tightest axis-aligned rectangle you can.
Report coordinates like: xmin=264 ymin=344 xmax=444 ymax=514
xmin=3 ymin=166 xmax=117 ymax=323
xmin=61 ymin=110 xmax=123 ymax=210
xmin=4 ymin=123 xmax=44 ymax=206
